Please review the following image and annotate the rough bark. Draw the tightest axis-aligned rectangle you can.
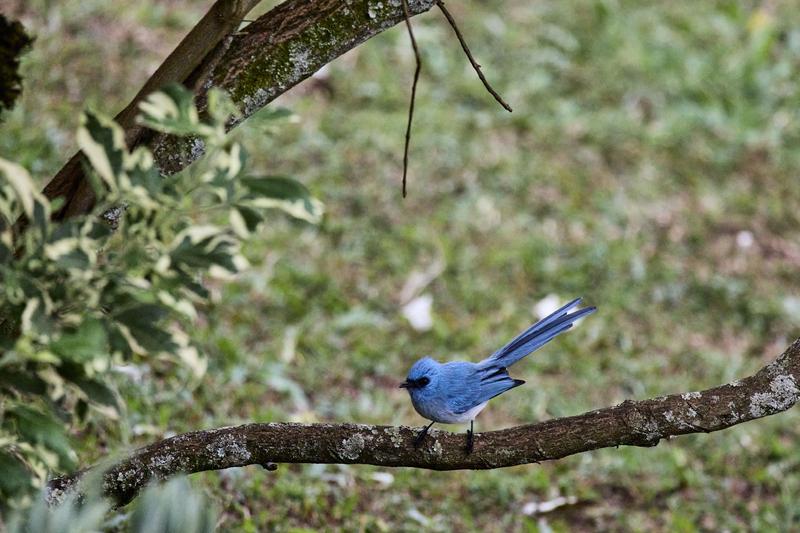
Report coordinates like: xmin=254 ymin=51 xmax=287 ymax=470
xmin=151 ymin=0 xmax=437 ymax=173
xmin=41 ymin=0 xmax=436 ymax=219
xmin=42 ymin=0 xmax=261 ymax=220
xmin=47 ymin=337 xmax=800 ymax=507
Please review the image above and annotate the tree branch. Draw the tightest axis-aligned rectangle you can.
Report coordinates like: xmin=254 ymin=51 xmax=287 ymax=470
xmin=47 ymin=337 xmax=800 ymax=507
xmin=41 ymin=0 xmax=437 ymax=219
xmin=149 ymin=0 xmax=437 ymax=174
xmin=42 ymin=0 xmax=262 ymax=220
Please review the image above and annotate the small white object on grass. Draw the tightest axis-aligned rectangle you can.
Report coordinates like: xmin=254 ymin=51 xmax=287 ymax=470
xmin=736 ymin=230 xmax=754 ymax=249
xmin=521 ymin=495 xmax=578 ymax=515
xmin=402 ymin=293 xmax=434 ymax=331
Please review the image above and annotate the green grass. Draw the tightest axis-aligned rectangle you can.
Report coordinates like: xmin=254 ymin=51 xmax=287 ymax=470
xmin=5 ymin=0 xmax=800 ymax=530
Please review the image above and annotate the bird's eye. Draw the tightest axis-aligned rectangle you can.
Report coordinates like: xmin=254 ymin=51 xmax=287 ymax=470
xmin=418 ymin=377 xmax=430 ymax=387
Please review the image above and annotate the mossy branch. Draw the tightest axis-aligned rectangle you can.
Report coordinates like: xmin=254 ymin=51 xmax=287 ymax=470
xmin=47 ymin=338 xmax=800 ymax=507
xmin=150 ymin=0 xmax=437 ymax=174
xmin=41 ymin=0 xmax=437 ymax=219
xmin=42 ymin=0 xmax=261 ymax=219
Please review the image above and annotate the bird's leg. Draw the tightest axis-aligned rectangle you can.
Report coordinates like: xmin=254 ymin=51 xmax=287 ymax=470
xmin=414 ymin=421 xmax=435 ymax=448
xmin=466 ymin=420 xmax=474 ymax=454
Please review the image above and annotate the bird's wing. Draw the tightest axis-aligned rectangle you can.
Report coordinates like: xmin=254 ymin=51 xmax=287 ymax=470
xmin=440 ymin=362 xmax=484 ymax=415
xmin=472 ymin=365 xmax=525 ymax=406
xmin=441 ymin=362 xmax=524 ymax=415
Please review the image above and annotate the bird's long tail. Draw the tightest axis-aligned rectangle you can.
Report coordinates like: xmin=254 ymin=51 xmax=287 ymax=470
xmin=480 ymin=297 xmax=595 ymax=369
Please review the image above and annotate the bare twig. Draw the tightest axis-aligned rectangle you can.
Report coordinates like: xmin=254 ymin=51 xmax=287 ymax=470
xmin=47 ymin=338 xmax=800 ymax=507
xmin=400 ymin=0 xmax=422 ymax=198
xmin=436 ymin=0 xmax=512 ymax=112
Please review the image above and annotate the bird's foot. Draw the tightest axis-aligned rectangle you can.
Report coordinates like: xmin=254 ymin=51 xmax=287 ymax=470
xmin=414 ymin=427 xmax=429 ymax=448
xmin=465 ymin=428 xmax=474 ymax=454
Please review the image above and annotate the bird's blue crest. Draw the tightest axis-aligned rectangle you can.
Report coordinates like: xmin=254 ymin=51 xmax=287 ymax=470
xmin=407 ymin=357 xmax=437 ymax=381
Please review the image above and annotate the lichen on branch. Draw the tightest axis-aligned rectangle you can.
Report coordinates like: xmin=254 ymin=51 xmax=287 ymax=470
xmin=152 ymin=0 xmax=438 ymax=173
xmin=42 ymin=0 xmax=437 ymax=219
xmin=47 ymin=338 xmax=800 ymax=508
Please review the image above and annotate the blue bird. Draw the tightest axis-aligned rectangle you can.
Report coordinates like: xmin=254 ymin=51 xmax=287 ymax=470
xmin=400 ymin=297 xmax=596 ymax=452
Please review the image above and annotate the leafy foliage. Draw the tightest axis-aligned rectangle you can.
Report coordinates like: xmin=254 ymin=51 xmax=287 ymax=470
xmin=7 ymin=476 xmax=216 ymax=532
xmin=0 ymin=84 xmax=322 ymax=505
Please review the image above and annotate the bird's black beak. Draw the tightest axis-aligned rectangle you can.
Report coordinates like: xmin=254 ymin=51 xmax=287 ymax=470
xmin=399 ymin=380 xmax=410 ymax=389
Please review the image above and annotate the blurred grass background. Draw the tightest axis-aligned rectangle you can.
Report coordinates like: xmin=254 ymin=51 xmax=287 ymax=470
xmin=4 ymin=0 xmax=800 ymax=530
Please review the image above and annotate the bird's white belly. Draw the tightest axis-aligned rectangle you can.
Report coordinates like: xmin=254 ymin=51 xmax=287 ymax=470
xmin=436 ymin=401 xmax=488 ymax=424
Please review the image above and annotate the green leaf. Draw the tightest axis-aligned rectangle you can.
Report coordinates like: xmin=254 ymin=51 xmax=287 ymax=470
xmin=174 ymin=271 xmax=210 ymax=299
xmin=242 ymin=176 xmax=324 ymax=224
xmin=0 ymin=159 xmax=50 ymax=238
xmin=76 ymin=111 xmax=127 ymax=189
xmin=137 ymin=83 xmax=213 ymax=137
xmin=0 ymin=157 xmax=42 ymax=219
xmin=0 ymin=450 xmax=35 ymax=498
xmin=73 ymin=377 xmax=120 ymax=412
xmin=0 ymin=238 xmax=11 ymax=264
xmin=234 ymin=205 xmax=263 ymax=233
xmin=20 ymin=296 xmax=57 ymax=340
xmin=206 ymin=87 xmax=240 ymax=125
xmin=209 ymin=142 xmax=246 ymax=183
xmin=44 ymin=230 xmax=93 ymax=269
xmin=57 ymin=362 xmax=121 ymax=412
xmin=4 ymin=404 xmax=75 ymax=470
xmin=50 ymin=318 xmax=108 ymax=362
xmin=113 ymin=304 xmax=177 ymax=353
xmin=169 ymin=227 xmax=239 ymax=273
xmin=0 ymin=369 xmax=47 ymax=395
xmin=242 ymin=175 xmax=308 ymax=201
xmin=126 ymin=146 xmax=161 ymax=195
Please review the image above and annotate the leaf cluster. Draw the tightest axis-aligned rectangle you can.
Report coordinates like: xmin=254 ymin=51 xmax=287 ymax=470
xmin=0 ymin=84 xmax=322 ymax=505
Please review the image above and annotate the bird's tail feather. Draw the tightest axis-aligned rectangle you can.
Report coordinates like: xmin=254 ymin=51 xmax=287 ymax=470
xmin=480 ymin=297 xmax=595 ymax=368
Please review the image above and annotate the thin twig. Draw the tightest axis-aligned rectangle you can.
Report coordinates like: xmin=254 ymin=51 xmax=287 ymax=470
xmin=436 ymin=0 xmax=512 ymax=112
xmin=401 ymin=0 xmax=422 ymax=198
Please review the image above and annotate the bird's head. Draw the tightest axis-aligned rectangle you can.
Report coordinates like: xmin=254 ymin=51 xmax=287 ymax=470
xmin=400 ymin=357 xmax=439 ymax=398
